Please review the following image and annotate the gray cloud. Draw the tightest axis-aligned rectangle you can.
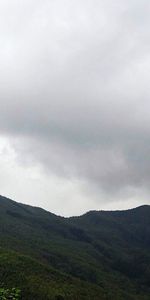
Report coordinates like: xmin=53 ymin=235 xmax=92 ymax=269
xmin=0 ymin=0 xmax=150 ymax=210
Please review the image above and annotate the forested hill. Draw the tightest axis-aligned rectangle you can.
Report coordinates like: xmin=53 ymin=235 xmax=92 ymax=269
xmin=0 ymin=195 xmax=150 ymax=299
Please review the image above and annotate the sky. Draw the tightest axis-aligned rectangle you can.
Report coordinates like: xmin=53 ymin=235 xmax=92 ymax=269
xmin=0 ymin=0 xmax=150 ymax=216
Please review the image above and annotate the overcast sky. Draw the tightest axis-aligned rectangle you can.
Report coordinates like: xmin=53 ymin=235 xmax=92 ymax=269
xmin=0 ymin=0 xmax=150 ymax=216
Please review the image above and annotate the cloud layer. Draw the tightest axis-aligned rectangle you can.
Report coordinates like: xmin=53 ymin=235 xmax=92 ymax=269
xmin=0 ymin=0 xmax=150 ymax=214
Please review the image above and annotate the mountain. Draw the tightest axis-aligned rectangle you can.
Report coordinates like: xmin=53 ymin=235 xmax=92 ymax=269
xmin=0 ymin=195 xmax=150 ymax=299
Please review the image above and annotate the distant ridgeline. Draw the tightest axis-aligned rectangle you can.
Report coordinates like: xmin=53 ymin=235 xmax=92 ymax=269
xmin=0 ymin=195 xmax=150 ymax=299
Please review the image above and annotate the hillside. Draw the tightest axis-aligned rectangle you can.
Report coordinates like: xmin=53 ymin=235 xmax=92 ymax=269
xmin=0 ymin=195 xmax=150 ymax=299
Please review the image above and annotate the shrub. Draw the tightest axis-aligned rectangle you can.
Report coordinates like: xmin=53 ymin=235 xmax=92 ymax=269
xmin=0 ymin=287 xmax=21 ymax=300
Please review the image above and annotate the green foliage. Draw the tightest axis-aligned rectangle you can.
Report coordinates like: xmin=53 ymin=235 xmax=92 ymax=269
xmin=0 ymin=288 xmax=21 ymax=300
xmin=0 ymin=196 xmax=150 ymax=299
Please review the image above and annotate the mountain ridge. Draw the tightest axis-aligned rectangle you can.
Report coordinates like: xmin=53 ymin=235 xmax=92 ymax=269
xmin=0 ymin=195 xmax=150 ymax=299
xmin=0 ymin=193 xmax=149 ymax=217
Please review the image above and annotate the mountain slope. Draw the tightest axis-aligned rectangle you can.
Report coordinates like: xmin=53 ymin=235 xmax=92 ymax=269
xmin=0 ymin=195 xmax=150 ymax=299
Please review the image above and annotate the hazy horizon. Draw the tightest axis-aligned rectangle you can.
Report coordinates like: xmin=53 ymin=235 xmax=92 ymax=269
xmin=0 ymin=193 xmax=149 ymax=218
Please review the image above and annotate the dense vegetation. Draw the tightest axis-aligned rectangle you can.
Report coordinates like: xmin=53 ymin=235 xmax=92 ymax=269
xmin=0 ymin=287 xmax=21 ymax=299
xmin=0 ymin=195 xmax=150 ymax=299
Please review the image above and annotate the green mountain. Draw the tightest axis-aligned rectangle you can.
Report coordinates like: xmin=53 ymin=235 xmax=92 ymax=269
xmin=0 ymin=195 xmax=150 ymax=299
